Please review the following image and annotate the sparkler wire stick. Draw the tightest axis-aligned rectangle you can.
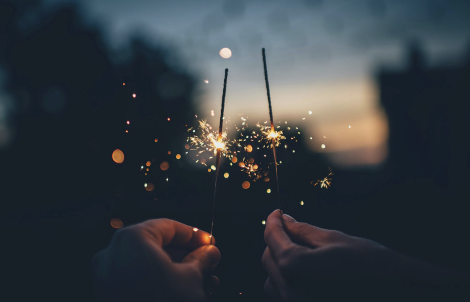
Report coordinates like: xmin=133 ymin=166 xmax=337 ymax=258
xmin=210 ymin=68 xmax=228 ymax=245
xmin=262 ymin=48 xmax=282 ymax=212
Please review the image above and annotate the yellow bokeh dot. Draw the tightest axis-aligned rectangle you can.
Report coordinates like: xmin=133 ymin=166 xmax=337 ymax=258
xmin=176 ymin=154 xmax=181 ymax=160
xmin=160 ymin=161 xmax=170 ymax=171
xmin=211 ymin=165 xmax=216 ymax=171
xmin=224 ymin=173 xmax=229 ymax=178
xmin=232 ymin=157 xmax=238 ymax=163
xmin=112 ymin=149 xmax=124 ymax=164
xmin=219 ymin=47 xmax=232 ymax=59
xmin=267 ymin=189 xmax=271 ymax=193
xmin=246 ymin=145 xmax=253 ymax=153
xmin=110 ymin=218 xmax=123 ymax=229
xmin=300 ymin=201 xmax=304 ymax=205
xmin=242 ymin=181 xmax=250 ymax=189
xmin=262 ymin=220 xmax=266 ymax=225
xmin=154 ymin=138 xmax=158 ymax=142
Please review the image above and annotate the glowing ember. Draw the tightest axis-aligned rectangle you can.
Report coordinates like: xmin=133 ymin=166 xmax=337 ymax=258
xmin=193 ymin=228 xmax=198 ymax=232
xmin=312 ymin=168 xmax=334 ymax=189
xmin=132 ymin=93 xmax=136 ymax=98
xmin=300 ymin=201 xmax=304 ymax=205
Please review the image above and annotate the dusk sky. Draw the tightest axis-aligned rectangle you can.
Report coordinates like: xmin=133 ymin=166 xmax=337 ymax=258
xmin=48 ymin=0 xmax=470 ymax=166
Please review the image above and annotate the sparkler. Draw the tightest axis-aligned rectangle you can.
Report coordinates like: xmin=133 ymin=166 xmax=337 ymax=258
xmin=209 ymin=68 xmax=229 ymax=245
xmin=262 ymin=48 xmax=282 ymax=211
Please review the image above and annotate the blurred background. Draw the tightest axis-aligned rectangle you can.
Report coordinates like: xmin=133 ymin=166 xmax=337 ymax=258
xmin=2 ymin=0 xmax=470 ymax=301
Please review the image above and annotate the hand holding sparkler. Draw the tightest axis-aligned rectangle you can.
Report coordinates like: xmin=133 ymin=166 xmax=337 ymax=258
xmin=92 ymin=219 xmax=221 ymax=302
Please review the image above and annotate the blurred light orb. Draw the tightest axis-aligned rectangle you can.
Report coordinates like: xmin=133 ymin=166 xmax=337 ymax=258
xmin=321 ymin=144 xmax=326 ymax=149
xmin=219 ymin=48 xmax=232 ymax=59
xmin=155 ymin=138 xmax=159 ymax=142
xmin=242 ymin=181 xmax=250 ymax=189
xmin=122 ymin=83 xmax=125 ymax=86
xmin=232 ymin=157 xmax=238 ymax=163
xmin=126 ymin=120 xmax=130 ymax=124
xmin=308 ymin=111 xmax=312 ymax=115
xmin=246 ymin=145 xmax=253 ymax=153
xmin=300 ymin=201 xmax=304 ymax=205
xmin=262 ymin=220 xmax=266 ymax=225
xmin=211 ymin=110 xmax=215 ymax=116
xmin=349 ymin=125 xmax=351 ymax=128
xmin=224 ymin=172 xmax=229 ymax=178
xmin=132 ymin=93 xmax=136 ymax=98
xmin=145 ymin=182 xmax=155 ymax=191
xmin=264 ymin=177 xmax=270 ymax=182
xmin=193 ymin=228 xmax=198 ymax=232
xmin=110 ymin=218 xmax=123 ymax=229
xmin=160 ymin=161 xmax=170 ymax=171
xmin=204 ymin=79 xmax=209 ymax=84
xmin=146 ymin=161 xmax=152 ymax=167
xmin=267 ymin=189 xmax=271 ymax=193
xmin=112 ymin=149 xmax=124 ymax=164
xmin=176 ymin=154 xmax=181 ymax=159
xmin=144 ymin=183 xmax=148 ymax=188
xmin=211 ymin=165 xmax=216 ymax=170
xmin=125 ymin=130 xmax=128 ymax=133
xmin=185 ymin=144 xmax=190 ymax=149
xmin=168 ymin=151 xmax=172 ymax=155
xmin=167 ymin=118 xmax=171 ymax=121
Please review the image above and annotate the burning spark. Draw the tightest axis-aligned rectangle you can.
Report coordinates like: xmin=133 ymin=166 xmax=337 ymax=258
xmin=312 ymin=168 xmax=334 ymax=189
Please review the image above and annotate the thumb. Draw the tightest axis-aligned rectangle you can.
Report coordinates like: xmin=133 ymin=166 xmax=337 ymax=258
xmin=282 ymin=214 xmax=330 ymax=247
xmin=182 ymin=245 xmax=221 ymax=274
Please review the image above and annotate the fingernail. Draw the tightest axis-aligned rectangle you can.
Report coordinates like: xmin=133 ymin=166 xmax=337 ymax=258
xmin=282 ymin=214 xmax=296 ymax=223
xmin=204 ymin=245 xmax=221 ymax=266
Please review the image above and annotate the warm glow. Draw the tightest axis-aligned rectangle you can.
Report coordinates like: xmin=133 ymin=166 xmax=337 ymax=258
xmin=246 ymin=144 xmax=253 ymax=153
xmin=146 ymin=161 xmax=151 ymax=167
xmin=262 ymin=220 xmax=266 ymax=225
xmin=211 ymin=165 xmax=216 ymax=171
xmin=211 ymin=110 xmax=215 ymax=116
xmin=193 ymin=228 xmax=198 ymax=232
xmin=264 ymin=177 xmax=270 ymax=182
xmin=300 ymin=201 xmax=304 ymax=205
xmin=239 ymin=162 xmax=245 ymax=168
xmin=167 ymin=117 xmax=171 ymax=121
xmin=267 ymin=189 xmax=271 ymax=193
xmin=110 ymin=218 xmax=123 ymax=229
xmin=145 ymin=182 xmax=155 ymax=191
xmin=122 ymin=83 xmax=125 ymax=86
xmin=112 ymin=149 xmax=124 ymax=164
xmin=185 ymin=144 xmax=190 ymax=149
xmin=125 ymin=130 xmax=128 ymax=133
xmin=126 ymin=120 xmax=130 ymax=125
xmin=176 ymin=154 xmax=181 ymax=159
xmin=224 ymin=173 xmax=229 ymax=178
xmin=204 ymin=79 xmax=209 ymax=84
xmin=242 ymin=181 xmax=250 ymax=189
xmin=268 ymin=131 xmax=279 ymax=139
xmin=232 ymin=157 xmax=238 ymax=163
xmin=160 ymin=161 xmax=170 ymax=171
xmin=168 ymin=151 xmax=171 ymax=155
xmin=321 ymin=144 xmax=326 ymax=149
xmin=154 ymin=138 xmax=158 ymax=142
xmin=132 ymin=93 xmax=136 ymax=98
xmin=219 ymin=47 xmax=232 ymax=59
xmin=214 ymin=141 xmax=225 ymax=150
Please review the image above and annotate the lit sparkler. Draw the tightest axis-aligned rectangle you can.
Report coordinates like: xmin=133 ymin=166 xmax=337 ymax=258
xmin=262 ymin=48 xmax=282 ymax=211
xmin=209 ymin=68 xmax=229 ymax=245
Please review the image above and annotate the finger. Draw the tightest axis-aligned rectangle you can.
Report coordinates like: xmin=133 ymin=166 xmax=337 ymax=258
xmin=264 ymin=277 xmax=282 ymax=302
xmin=140 ymin=219 xmax=214 ymax=249
xmin=261 ymin=247 xmax=286 ymax=291
xmin=181 ymin=245 xmax=221 ymax=275
xmin=205 ymin=275 xmax=220 ymax=294
xmin=282 ymin=214 xmax=335 ymax=247
xmin=264 ymin=209 xmax=294 ymax=260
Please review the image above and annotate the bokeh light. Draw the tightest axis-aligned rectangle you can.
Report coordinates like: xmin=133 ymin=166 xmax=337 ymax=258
xmin=176 ymin=154 xmax=181 ymax=159
xmin=300 ymin=201 xmax=304 ymax=205
xmin=110 ymin=218 xmax=123 ymax=229
xmin=145 ymin=182 xmax=155 ymax=191
xmin=219 ymin=47 xmax=232 ymax=59
xmin=132 ymin=93 xmax=136 ymax=98
xmin=267 ymin=189 xmax=271 ymax=193
xmin=262 ymin=220 xmax=266 ymax=225
xmin=112 ymin=149 xmax=124 ymax=164
xmin=224 ymin=172 xmax=229 ymax=178
xmin=146 ymin=161 xmax=151 ymax=166
xmin=242 ymin=181 xmax=250 ymax=189
xmin=246 ymin=144 xmax=253 ymax=153
xmin=160 ymin=161 xmax=169 ymax=171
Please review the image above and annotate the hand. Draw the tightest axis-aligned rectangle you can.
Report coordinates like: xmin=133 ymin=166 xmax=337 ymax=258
xmin=262 ymin=210 xmax=397 ymax=301
xmin=92 ymin=219 xmax=221 ymax=302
